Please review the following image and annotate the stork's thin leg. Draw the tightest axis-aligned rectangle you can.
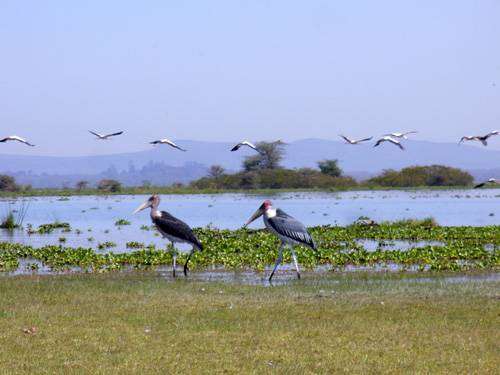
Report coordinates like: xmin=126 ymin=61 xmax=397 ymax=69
xmin=183 ymin=247 xmax=195 ymax=276
xmin=269 ymin=243 xmax=285 ymax=281
xmin=171 ymin=242 xmax=176 ymax=278
xmin=172 ymin=253 xmax=177 ymax=278
xmin=290 ymin=247 xmax=301 ymax=280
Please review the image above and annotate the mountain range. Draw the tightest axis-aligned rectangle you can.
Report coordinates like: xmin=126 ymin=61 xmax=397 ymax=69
xmin=1 ymin=139 xmax=499 ymax=187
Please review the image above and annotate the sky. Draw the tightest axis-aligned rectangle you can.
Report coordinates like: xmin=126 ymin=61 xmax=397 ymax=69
xmin=1 ymin=0 xmax=499 ymax=156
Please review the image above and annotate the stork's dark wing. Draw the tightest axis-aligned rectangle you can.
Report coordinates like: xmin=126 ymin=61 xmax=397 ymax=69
xmin=106 ymin=131 xmax=123 ymax=137
xmin=473 ymin=182 xmax=486 ymax=189
xmin=357 ymin=136 xmax=373 ymax=142
xmin=374 ymin=139 xmax=382 ymax=147
xmin=268 ymin=209 xmax=316 ymax=249
xmin=230 ymin=144 xmax=241 ymax=151
xmin=154 ymin=211 xmax=202 ymax=250
xmin=88 ymin=130 xmax=101 ymax=137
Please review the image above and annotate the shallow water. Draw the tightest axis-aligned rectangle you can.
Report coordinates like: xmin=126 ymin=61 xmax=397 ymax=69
xmin=0 ymin=189 xmax=499 ymax=251
xmin=7 ymin=259 xmax=500 ymax=287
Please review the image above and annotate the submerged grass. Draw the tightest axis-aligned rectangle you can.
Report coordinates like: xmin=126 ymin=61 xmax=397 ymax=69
xmin=0 ymin=222 xmax=498 ymax=273
xmin=0 ymin=272 xmax=498 ymax=373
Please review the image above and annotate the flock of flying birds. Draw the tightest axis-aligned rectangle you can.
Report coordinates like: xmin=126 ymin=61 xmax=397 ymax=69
xmin=0 ymin=128 xmax=498 ymax=280
xmin=0 ymin=128 xmax=499 ymax=188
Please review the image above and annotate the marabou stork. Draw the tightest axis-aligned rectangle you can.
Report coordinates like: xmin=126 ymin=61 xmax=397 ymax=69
xmin=459 ymin=131 xmax=498 ymax=146
xmin=134 ymin=195 xmax=202 ymax=277
xmin=339 ymin=135 xmax=373 ymax=145
xmin=150 ymin=138 xmax=187 ymax=151
xmin=383 ymin=131 xmax=418 ymax=139
xmin=474 ymin=178 xmax=498 ymax=189
xmin=0 ymin=135 xmax=35 ymax=147
xmin=230 ymin=141 xmax=264 ymax=154
xmin=89 ymin=130 xmax=124 ymax=140
xmin=244 ymin=200 xmax=316 ymax=281
xmin=374 ymin=136 xmax=404 ymax=150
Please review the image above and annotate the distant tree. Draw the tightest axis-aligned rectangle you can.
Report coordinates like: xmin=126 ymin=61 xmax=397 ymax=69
xmin=208 ymin=165 xmax=225 ymax=178
xmin=366 ymin=165 xmax=473 ymax=187
xmin=0 ymin=175 xmax=19 ymax=192
xmin=317 ymin=159 xmax=342 ymax=177
xmin=141 ymin=180 xmax=152 ymax=189
xmin=75 ymin=180 xmax=89 ymax=191
xmin=97 ymin=179 xmax=122 ymax=192
xmin=242 ymin=141 xmax=286 ymax=172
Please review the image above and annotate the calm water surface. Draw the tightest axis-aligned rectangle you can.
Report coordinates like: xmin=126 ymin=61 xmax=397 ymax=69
xmin=0 ymin=189 xmax=499 ymax=251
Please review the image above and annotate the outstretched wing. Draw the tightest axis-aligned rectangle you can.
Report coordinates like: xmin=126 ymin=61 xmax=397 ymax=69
xmin=171 ymin=142 xmax=187 ymax=152
xmin=154 ymin=211 xmax=202 ymax=250
xmin=89 ymin=130 xmax=103 ymax=138
xmin=105 ymin=131 xmax=124 ymax=137
xmin=268 ymin=209 xmax=316 ymax=249
xmin=473 ymin=182 xmax=486 ymax=189
xmin=339 ymin=135 xmax=351 ymax=143
xmin=357 ymin=136 xmax=373 ymax=143
xmin=230 ymin=143 xmax=242 ymax=151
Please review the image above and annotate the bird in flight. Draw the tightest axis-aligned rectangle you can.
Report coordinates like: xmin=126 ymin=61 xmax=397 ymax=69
xmin=474 ymin=178 xmax=498 ymax=189
xmin=0 ymin=135 xmax=35 ymax=147
xmin=339 ymin=135 xmax=373 ymax=145
xmin=230 ymin=141 xmax=264 ymax=154
xmin=374 ymin=136 xmax=405 ymax=150
xmin=150 ymin=138 xmax=187 ymax=151
xmin=459 ymin=131 xmax=498 ymax=146
xmin=88 ymin=130 xmax=124 ymax=140
xmin=383 ymin=131 xmax=418 ymax=139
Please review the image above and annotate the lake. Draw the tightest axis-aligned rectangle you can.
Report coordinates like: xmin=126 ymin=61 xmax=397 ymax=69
xmin=0 ymin=189 xmax=499 ymax=251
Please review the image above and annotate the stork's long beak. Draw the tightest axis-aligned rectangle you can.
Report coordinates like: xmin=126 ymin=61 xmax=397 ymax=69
xmin=243 ymin=207 xmax=264 ymax=228
xmin=133 ymin=201 xmax=150 ymax=214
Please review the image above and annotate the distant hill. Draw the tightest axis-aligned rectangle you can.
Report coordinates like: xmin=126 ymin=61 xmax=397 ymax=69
xmin=1 ymin=139 xmax=499 ymax=187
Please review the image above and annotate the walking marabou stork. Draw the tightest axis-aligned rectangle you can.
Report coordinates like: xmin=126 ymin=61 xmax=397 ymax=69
xmin=244 ymin=200 xmax=316 ymax=281
xmin=134 ymin=195 xmax=202 ymax=277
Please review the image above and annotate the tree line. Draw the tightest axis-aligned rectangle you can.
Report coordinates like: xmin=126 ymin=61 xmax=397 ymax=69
xmin=0 ymin=141 xmax=475 ymax=192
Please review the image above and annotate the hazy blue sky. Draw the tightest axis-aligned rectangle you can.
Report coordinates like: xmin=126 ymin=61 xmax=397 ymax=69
xmin=1 ymin=0 xmax=499 ymax=156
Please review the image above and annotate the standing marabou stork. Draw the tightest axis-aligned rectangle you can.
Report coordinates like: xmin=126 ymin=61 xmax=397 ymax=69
xmin=244 ymin=200 xmax=316 ymax=281
xmin=134 ymin=195 xmax=202 ymax=277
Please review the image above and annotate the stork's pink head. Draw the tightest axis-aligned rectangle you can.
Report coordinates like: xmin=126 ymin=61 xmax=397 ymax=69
xmin=244 ymin=200 xmax=273 ymax=228
xmin=262 ymin=200 xmax=273 ymax=210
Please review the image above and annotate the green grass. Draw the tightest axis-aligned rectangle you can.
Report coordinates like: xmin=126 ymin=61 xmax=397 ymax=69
xmin=0 ymin=272 xmax=498 ymax=373
xmin=1 ymin=223 xmax=498 ymax=272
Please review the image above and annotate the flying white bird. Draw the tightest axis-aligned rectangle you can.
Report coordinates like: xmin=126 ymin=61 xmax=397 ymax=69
xmin=383 ymin=131 xmax=418 ymax=139
xmin=339 ymin=135 xmax=373 ymax=145
xmin=88 ymin=130 xmax=124 ymax=140
xmin=0 ymin=135 xmax=35 ymax=147
xmin=230 ymin=141 xmax=263 ymax=154
xmin=374 ymin=136 xmax=405 ymax=150
xmin=459 ymin=131 xmax=499 ymax=146
xmin=474 ymin=178 xmax=498 ymax=189
xmin=150 ymin=138 xmax=187 ymax=151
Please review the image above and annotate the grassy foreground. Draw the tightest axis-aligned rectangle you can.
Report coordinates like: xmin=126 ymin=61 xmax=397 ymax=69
xmin=0 ymin=272 xmax=498 ymax=374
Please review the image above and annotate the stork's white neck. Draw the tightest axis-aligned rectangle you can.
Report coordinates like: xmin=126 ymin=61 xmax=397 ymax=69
xmin=150 ymin=209 xmax=161 ymax=219
xmin=265 ymin=208 xmax=277 ymax=218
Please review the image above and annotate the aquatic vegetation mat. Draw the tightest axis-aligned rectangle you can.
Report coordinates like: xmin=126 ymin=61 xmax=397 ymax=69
xmin=0 ymin=223 xmax=498 ymax=273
